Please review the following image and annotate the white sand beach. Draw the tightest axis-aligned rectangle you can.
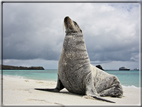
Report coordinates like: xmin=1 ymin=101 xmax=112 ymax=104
xmin=2 ymin=76 xmax=141 ymax=106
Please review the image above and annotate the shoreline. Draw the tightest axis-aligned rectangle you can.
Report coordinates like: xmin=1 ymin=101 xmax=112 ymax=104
xmin=3 ymin=74 xmax=140 ymax=88
xmin=2 ymin=75 xmax=141 ymax=106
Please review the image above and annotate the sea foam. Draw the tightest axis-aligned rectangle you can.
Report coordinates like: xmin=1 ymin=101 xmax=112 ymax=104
xmin=3 ymin=75 xmax=25 ymax=79
xmin=122 ymin=85 xmax=140 ymax=89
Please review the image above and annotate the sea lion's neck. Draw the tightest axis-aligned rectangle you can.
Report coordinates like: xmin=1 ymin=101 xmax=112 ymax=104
xmin=65 ymin=31 xmax=78 ymax=34
xmin=65 ymin=32 xmax=83 ymax=37
xmin=63 ymin=32 xmax=89 ymax=60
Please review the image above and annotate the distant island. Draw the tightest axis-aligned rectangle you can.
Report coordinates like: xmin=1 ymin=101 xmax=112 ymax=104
xmin=2 ymin=65 xmax=44 ymax=70
xmin=96 ymin=65 xmax=104 ymax=70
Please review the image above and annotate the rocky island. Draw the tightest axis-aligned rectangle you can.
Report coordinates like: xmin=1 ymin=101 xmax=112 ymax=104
xmin=2 ymin=65 xmax=44 ymax=70
xmin=96 ymin=65 xmax=104 ymax=70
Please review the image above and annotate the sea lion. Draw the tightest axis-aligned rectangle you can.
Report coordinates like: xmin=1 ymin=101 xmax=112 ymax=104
xmin=35 ymin=16 xmax=123 ymax=103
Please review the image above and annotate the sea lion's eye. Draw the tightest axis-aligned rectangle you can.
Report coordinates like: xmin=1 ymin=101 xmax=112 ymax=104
xmin=73 ymin=21 xmax=77 ymax=26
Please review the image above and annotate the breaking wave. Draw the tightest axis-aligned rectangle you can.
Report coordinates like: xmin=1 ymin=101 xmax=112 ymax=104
xmin=122 ymin=85 xmax=140 ymax=89
xmin=3 ymin=75 xmax=25 ymax=79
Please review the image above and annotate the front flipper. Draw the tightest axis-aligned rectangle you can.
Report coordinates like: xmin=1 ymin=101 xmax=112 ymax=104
xmin=35 ymin=76 xmax=64 ymax=92
xmin=35 ymin=88 xmax=60 ymax=92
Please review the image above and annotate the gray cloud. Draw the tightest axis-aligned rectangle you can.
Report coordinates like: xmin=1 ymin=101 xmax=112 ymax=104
xmin=3 ymin=3 xmax=140 ymax=68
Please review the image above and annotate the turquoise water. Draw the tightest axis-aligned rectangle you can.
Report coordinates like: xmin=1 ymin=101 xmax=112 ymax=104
xmin=3 ymin=70 xmax=57 ymax=81
xmin=3 ymin=69 xmax=140 ymax=87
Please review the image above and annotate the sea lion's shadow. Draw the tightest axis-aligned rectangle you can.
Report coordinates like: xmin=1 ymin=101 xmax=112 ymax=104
xmin=34 ymin=88 xmax=82 ymax=97
xmin=60 ymin=90 xmax=123 ymax=98
xmin=59 ymin=90 xmax=83 ymax=97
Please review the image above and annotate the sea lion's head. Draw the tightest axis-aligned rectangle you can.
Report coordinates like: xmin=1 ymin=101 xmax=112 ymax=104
xmin=64 ymin=16 xmax=82 ymax=34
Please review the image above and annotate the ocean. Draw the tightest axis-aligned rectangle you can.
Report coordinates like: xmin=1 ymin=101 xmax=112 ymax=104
xmin=2 ymin=69 xmax=140 ymax=88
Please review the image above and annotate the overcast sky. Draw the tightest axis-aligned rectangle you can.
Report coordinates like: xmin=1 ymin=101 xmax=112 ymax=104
xmin=3 ymin=3 xmax=140 ymax=70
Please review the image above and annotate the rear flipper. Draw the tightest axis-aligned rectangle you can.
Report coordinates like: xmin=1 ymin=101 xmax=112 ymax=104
xmin=99 ymin=76 xmax=123 ymax=97
xmin=35 ymin=77 xmax=64 ymax=92
xmin=85 ymin=73 xmax=115 ymax=103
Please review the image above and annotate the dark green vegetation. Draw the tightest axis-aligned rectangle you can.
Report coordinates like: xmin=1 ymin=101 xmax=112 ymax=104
xmin=2 ymin=65 xmax=44 ymax=70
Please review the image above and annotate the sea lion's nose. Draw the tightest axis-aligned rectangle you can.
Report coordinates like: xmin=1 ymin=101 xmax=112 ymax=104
xmin=64 ymin=16 xmax=70 ymax=23
xmin=65 ymin=16 xmax=70 ymax=19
